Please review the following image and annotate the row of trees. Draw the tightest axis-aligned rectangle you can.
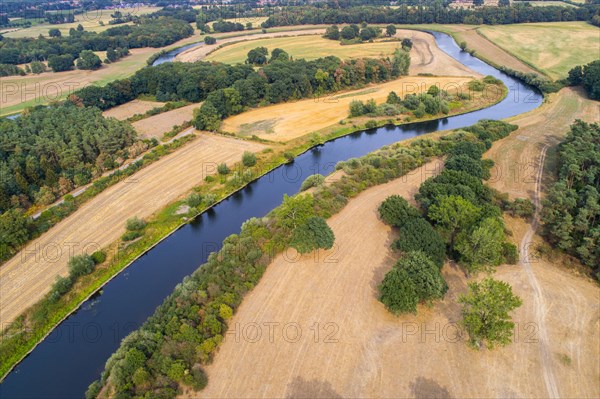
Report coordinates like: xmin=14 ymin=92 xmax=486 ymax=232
xmin=261 ymin=4 xmax=597 ymax=27
xmin=193 ymin=49 xmax=411 ymax=131
xmin=0 ymin=17 xmax=193 ymax=65
xmin=542 ymin=120 xmax=600 ymax=273
xmin=567 ymin=60 xmax=600 ymax=100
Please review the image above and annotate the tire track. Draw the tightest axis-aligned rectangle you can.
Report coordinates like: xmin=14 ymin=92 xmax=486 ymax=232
xmin=520 ymin=144 xmax=560 ymax=399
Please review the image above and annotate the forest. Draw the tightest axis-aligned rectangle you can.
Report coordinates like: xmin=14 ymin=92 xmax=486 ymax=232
xmin=193 ymin=48 xmax=411 ymax=130
xmin=85 ymin=120 xmax=518 ymax=399
xmin=261 ymin=4 xmax=597 ymax=27
xmin=567 ymin=60 xmax=600 ymax=100
xmin=0 ymin=105 xmax=138 ymax=261
xmin=541 ymin=120 xmax=600 ymax=274
xmin=0 ymin=17 xmax=193 ymax=65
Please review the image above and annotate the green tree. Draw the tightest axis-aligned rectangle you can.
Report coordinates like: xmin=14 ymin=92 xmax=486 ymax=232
xmin=459 ymin=278 xmax=522 ymax=349
xmin=290 ymin=216 xmax=335 ymax=254
xmin=204 ymin=36 xmax=216 ymax=45
xmin=378 ymin=195 xmax=420 ymax=227
xmin=455 ymin=217 xmax=505 ymax=274
xmin=48 ymin=28 xmax=61 ymax=37
xmin=324 ymin=25 xmax=340 ymax=40
xmin=399 ymin=251 xmax=447 ymax=301
xmin=47 ymin=54 xmax=74 ymax=72
xmin=193 ymin=102 xmax=221 ymax=131
xmin=242 ymin=151 xmax=257 ymax=167
xmin=246 ymin=47 xmax=268 ymax=65
xmin=76 ymin=50 xmax=102 ymax=70
xmin=106 ymin=47 xmax=118 ymax=62
xmin=385 ymin=25 xmax=397 ymax=37
xmin=379 ymin=267 xmax=418 ymax=314
xmin=68 ymin=254 xmax=96 ymax=278
xmin=428 ymin=195 xmax=480 ymax=244
xmin=394 ymin=217 xmax=446 ymax=269
xmin=340 ymin=24 xmax=359 ymax=40
xmin=270 ymin=48 xmax=289 ymax=62
xmin=274 ymin=194 xmax=315 ymax=231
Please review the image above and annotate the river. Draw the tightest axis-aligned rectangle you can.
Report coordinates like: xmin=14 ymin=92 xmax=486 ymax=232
xmin=0 ymin=32 xmax=542 ymax=399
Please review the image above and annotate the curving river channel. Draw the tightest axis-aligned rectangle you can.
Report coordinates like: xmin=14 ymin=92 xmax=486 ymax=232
xmin=0 ymin=32 xmax=543 ymax=398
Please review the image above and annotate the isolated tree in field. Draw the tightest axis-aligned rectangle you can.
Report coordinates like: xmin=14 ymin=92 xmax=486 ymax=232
xmin=428 ymin=195 xmax=480 ymax=244
xmin=455 ymin=217 xmax=505 ymax=274
xmin=379 ymin=267 xmax=418 ymax=314
xmin=341 ymin=24 xmax=359 ymax=40
xmin=204 ymin=36 xmax=216 ymax=45
xmin=48 ymin=28 xmax=61 ymax=37
xmin=401 ymin=38 xmax=413 ymax=50
xmin=324 ymin=25 xmax=340 ymax=40
xmin=274 ymin=194 xmax=314 ymax=231
xmin=290 ymin=216 xmax=335 ymax=254
xmin=378 ymin=195 xmax=420 ymax=227
xmin=270 ymin=48 xmax=289 ymax=62
xmin=246 ymin=47 xmax=268 ymax=65
xmin=399 ymin=251 xmax=447 ymax=302
xmin=385 ymin=25 xmax=396 ymax=37
xmin=459 ymin=278 xmax=522 ymax=349
xmin=76 ymin=50 xmax=102 ymax=70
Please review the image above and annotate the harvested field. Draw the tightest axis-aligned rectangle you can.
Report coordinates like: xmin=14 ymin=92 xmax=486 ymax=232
xmin=131 ymin=103 xmax=200 ymax=139
xmin=221 ymin=76 xmax=479 ymax=142
xmin=478 ymin=22 xmax=600 ymax=79
xmin=192 ymin=108 xmax=600 ymax=397
xmin=102 ymin=99 xmax=166 ymax=120
xmin=0 ymin=133 xmax=265 ymax=328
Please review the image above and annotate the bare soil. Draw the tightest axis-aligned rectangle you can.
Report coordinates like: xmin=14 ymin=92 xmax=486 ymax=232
xmin=0 ymin=134 xmax=265 ymax=328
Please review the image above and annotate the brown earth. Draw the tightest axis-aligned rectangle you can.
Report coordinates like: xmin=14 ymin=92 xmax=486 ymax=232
xmin=0 ymin=134 xmax=265 ymax=328
xmin=131 ymin=103 xmax=200 ymax=139
xmin=186 ymin=89 xmax=600 ymax=399
xmin=102 ymin=100 xmax=166 ymax=121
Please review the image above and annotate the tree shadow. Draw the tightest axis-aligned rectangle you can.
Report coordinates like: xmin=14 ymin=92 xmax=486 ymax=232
xmin=285 ymin=376 xmax=343 ymax=399
xmin=409 ymin=377 xmax=454 ymax=399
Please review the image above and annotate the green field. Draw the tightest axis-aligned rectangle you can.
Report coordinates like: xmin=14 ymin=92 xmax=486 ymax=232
xmin=478 ymin=22 xmax=600 ymax=79
xmin=3 ymin=6 xmax=160 ymax=38
xmin=206 ymin=35 xmax=402 ymax=64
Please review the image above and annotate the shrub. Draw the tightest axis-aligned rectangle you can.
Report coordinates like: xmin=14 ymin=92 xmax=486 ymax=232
xmin=187 ymin=193 xmax=202 ymax=208
xmin=399 ymin=251 xmax=447 ymax=302
xmin=203 ymin=193 xmax=218 ymax=206
xmin=283 ymin=151 xmax=294 ymax=161
xmin=427 ymin=85 xmax=440 ymax=96
xmin=300 ymin=174 xmax=325 ymax=191
xmin=508 ymin=198 xmax=534 ymax=219
xmin=242 ymin=151 xmax=257 ymax=167
xmin=290 ymin=216 xmax=335 ymax=254
xmin=468 ymin=80 xmax=485 ymax=91
xmin=501 ymin=242 xmax=519 ymax=264
xmin=122 ymin=230 xmax=143 ymax=241
xmin=378 ymin=195 xmax=420 ymax=227
xmin=126 ymin=217 xmax=147 ymax=231
xmin=90 ymin=250 xmax=107 ymax=265
xmin=68 ymin=254 xmax=96 ymax=278
xmin=52 ymin=275 xmax=73 ymax=298
xmin=217 ymin=163 xmax=230 ymax=175
xmin=365 ymin=120 xmax=378 ymax=129
xmin=379 ymin=267 xmax=418 ymax=314
xmin=204 ymin=36 xmax=216 ymax=45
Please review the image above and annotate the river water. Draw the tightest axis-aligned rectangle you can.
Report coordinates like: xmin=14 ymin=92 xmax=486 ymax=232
xmin=0 ymin=32 xmax=542 ymax=398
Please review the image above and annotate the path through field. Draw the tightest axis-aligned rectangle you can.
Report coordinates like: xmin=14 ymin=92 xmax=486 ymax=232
xmin=0 ymin=134 xmax=265 ymax=329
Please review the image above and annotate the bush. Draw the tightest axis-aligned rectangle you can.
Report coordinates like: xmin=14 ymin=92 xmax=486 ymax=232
xmin=68 ymin=254 xmax=96 ymax=278
xmin=52 ymin=275 xmax=73 ymax=297
xmin=126 ymin=217 xmax=147 ymax=231
xmin=122 ymin=230 xmax=143 ymax=241
xmin=300 ymin=174 xmax=325 ymax=191
xmin=290 ymin=216 xmax=335 ymax=254
xmin=379 ymin=267 xmax=418 ymax=314
xmin=204 ymin=36 xmax=216 ymax=45
xmin=90 ymin=250 xmax=107 ymax=265
xmin=217 ymin=163 xmax=230 ymax=175
xmin=378 ymin=195 xmax=420 ymax=227
xmin=502 ymin=242 xmax=519 ymax=264
xmin=187 ymin=193 xmax=202 ymax=208
xmin=242 ymin=151 xmax=257 ymax=167
xmin=365 ymin=120 xmax=378 ymax=129
xmin=283 ymin=151 xmax=294 ymax=161
xmin=468 ymin=80 xmax=485 ymax=91
xmin=508 ymin=198 xmax=534 ymax=219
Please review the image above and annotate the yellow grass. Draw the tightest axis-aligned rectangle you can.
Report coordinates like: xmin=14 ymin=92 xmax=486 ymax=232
xmin=3 ymin=7 xmax=161 ymax=38
xmin=206 ymin=35 xmax=404 ymax=64
xmin=131 ymin=103 xmax=200 ymax=139
xmin=221 ymin=76 xmax=477 ymax=142
xmin=478 ymin=22 xmax=600 ymax=79
xmin=209 ymin=17 xmax=268 ymax=29
xmin=102 ymin=99 xmax=166 ymax=120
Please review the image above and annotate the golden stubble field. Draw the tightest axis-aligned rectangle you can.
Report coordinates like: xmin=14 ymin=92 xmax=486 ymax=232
xmin=0 ymin=134 xmax=265 ymax=329
xmin=131 ymin=103 xmax=201 ymax=139
xmin=186 ymin=89 xmax=600 ymax=399
xmin=102 ymin=99 xmax=166 ymax=120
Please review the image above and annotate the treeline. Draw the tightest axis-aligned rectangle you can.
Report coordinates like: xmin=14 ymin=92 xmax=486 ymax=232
xmin=0 ymin=17 xmax=193 ymax=65
xmin=71 ymin=61 xmax=254 ymax=109
xmin=542 ymin=120 xmax=600 ymax=273
xmin=0 ymin=105 xmax=138 ymax=260
xmin=87 ymin=120 xmax=518 ymax=399
xmin=567 ymin=60 xmax=600 ymax=100
xmin=193 ymin=49 xmax=411 ymax=130
xmin=261 ymin=4 xmax=596 ymax=27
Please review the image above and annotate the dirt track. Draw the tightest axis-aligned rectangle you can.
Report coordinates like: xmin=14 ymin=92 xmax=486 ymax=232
xmin=0 ymin=134 xmax=264 ymax=328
